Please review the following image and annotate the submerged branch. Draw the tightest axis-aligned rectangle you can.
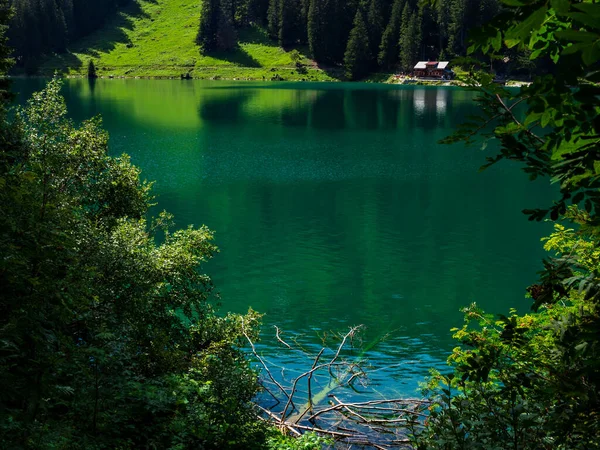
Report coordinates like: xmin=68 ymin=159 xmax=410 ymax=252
xmin=249 ymin=324 xmax=430 ymax=449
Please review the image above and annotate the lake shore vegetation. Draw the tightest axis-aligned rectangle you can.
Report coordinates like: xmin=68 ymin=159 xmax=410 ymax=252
xmin=412 ymin=0 xmax=600 ymax=448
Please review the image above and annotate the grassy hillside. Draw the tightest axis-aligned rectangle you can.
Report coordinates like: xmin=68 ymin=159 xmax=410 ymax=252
xmin=37 ymin=0 xmax=344 ymax=81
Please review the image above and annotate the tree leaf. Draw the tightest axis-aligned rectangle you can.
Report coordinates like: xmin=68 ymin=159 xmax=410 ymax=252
xmin=583 ymin=41 xmax=600 ymax=66
xmin=506 ymin=6 xmax=548 ymax=44
xmin=572 ymin=2 xmax=600 ymax=19
xmin=551 ymin=0 xmax=570 ymax=15
xmin=555 ymin=30 xmax=598 ymax=43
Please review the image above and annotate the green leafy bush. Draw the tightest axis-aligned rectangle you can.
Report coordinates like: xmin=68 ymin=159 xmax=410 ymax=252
xmin=414 ymin=0 xmax=600 ymax=448
xmin=0 ymin=78 xmax=267 ymax=449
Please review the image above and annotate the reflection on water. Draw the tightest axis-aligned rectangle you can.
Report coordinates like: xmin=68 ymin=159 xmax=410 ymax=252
xmin=13 ymin=79 xmax=553 ymax=397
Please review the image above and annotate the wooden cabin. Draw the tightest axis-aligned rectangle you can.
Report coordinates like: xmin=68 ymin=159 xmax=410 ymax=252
xmin=413 ymin=61 xmax=452 ymax=79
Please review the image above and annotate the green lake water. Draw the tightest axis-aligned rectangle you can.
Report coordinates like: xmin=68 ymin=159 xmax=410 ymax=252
xmin=14 ymin=79 xmax=552 ymax=398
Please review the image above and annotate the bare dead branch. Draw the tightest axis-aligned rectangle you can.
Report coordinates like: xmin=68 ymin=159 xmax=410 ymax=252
xmin=252 ymin=324 xmax=427 ymax=448
xmin=274 ymin=325 xmax=292 ymax=349
xmin=241 ymin=318 xmax=294 ymax=413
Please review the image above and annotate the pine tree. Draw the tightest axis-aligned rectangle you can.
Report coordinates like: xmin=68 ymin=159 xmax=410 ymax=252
xmin=307 ymin=0 xmax=327 ymax=61
xmin=367 ymin=0 xmax=386 ymax=64
xmin=197 ymin=0 xmax=221 ymax=52
xmin=446 ymin=0 xmax=466 ymax=58
xmin=435 ymin=0 xmax=450 ymax=60
xmin=279 ymin=0 xmax=304 ymax=47
xmin=216 ymin=8 xmax=237 ymax=50
xmin=344 ymin=9 xmax=371 ymax=80
xmin=377 ymin=0 xmax=404 ymax=69
xmin=248 ymin=0 xmax=269 ymax=24
xmin=267 ymin=0 xmax=280 ymax=38
xmin=334 ymin=0 xmax=359 ymax=63
xmin=419 ymin=2 xmax=437 ymax=61
xmin=299 ymin=0 xmax=309 ymax=43
xmin=398 ymin=3 xmax=421 ymax=72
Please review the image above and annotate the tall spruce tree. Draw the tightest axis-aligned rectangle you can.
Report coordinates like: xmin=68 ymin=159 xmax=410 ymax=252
xmin=267 ymin=0 xmax=280 ymax=38
xmin=248 ymin=0 xmax=269 ymax=24
xmin=446 ymin=0 xmax=466 ymax=58
xmin=197 ymin=0 xmax=221 ymax=52
xmin=344 ymin=9 xmax=371 ymax=80
xmin=398 ymin=3 xmax=421 ymax=72
xmin=216 ymin=7 xmax=238 ymax=50
xmin=279 ymin=0 xmax=304 ymax=47
xmin=335 ymin=0 xmax=359 ymax=62
xmin=307 ymin=0 xmax=328 ymax=62
xmin=367 ymin=0 xmax=386 ymax=64
xmin=435 ymin=0 xmax=450 ymax=59
xmin=377 ymin=0 xmax=404 ymax=69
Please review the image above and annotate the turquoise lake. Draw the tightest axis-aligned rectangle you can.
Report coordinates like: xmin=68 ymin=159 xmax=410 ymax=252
xmin=14 ymin=78 xmax=552 ymax=399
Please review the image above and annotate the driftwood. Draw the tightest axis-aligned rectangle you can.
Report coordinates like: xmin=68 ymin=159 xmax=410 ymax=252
xmin=241 ymin=322 xmax=430 ymax=449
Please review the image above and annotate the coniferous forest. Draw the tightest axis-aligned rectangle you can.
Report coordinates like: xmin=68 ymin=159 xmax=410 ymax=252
xmin=8 ymin=0 xmax=133 ymax=70
xmin=198 ymin=0 xmax=503 ymax=78
xmin=6 ymin=0 xmax=543 ymax=80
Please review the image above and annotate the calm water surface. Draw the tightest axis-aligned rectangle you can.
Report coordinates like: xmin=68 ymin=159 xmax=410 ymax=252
xmin=15 ymin=79 xmax=552 ymax=398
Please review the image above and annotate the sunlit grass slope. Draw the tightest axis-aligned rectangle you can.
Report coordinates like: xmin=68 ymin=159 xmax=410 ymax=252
xmin=39 ymin=0 xmax=339 ymax=81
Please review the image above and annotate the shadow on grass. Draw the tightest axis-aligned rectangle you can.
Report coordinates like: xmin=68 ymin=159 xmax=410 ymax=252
xmin=40 ymin=0 xmax=153 ymax=74
xmin=236 ymin=25 xmax=273 ymax=46
xmin=205 ymin=46 xmax=261 ymax=68
xmin=316 ymin=63 xmax=344 ymax=81
xmin=74 ymin=0 xmax=150 ymax=54
xmin=39 ymin=51 xmax=85 ymax=75
xmin=239 ymin=25 xmax=344 ymax=80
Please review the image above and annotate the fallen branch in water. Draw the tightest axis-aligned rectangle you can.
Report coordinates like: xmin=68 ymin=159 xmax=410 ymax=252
xmin=247 ymin=324 xmax=431 ymax=449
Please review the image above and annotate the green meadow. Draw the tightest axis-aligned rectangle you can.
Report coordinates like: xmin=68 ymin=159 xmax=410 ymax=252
xmin=37 ymin=0 xmax=349 ymax=81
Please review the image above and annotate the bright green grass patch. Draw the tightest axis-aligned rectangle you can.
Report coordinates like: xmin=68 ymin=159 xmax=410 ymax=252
xmin=38 ymin=0 xmax=340 ymax=81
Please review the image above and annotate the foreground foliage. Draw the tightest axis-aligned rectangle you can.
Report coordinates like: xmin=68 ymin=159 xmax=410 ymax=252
xmin=0 ymin=78 xmax=268 ymax=449
xmin=414 ymin=0 xmax=600 ymax=448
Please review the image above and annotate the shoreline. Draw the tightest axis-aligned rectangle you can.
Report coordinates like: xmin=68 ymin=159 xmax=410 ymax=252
xmin=9 ymin=71 xmax=531 ymax=87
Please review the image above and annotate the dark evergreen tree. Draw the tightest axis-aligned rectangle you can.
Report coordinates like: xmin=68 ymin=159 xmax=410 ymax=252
xmin=398 ymin=3 xmax=421 ymax=72
xmin=446 ymin=0 xmax=466 ymax=58
xmin=367 ymin=0 xmax=386 ymax=64
xmin=247 ymin=0 xmax=270 ymax=24
xmin=267 ymin=0 xmax=280 ymax=38
xmin=419 ymin=3 xmax=437 ymax=61
xmin=220 ymin=0 xmax=237 ymax=25
xmin=300 ymin=0 xmax=309 ymax=43
xmin=279 ymin=0 xmax=304 ymax=47
xmin=308 ymin=0 xmax=358 ymax=64
xmin=377 ymin=0 xmax=404 ymax=69
xmin=344 ymin=10 xmax=371 ymax=80
xmin=435 ymin=0 xmax=450 ymax=59
xmin=334 ymin=0 xmax=359 ymax=62
xmin=197 ymin=0 xmax=221 ymax=52
xmin=307 ymin=0 xmax=328 ymax=62
xmin=216 ymin=8 xmax=238 ymax=50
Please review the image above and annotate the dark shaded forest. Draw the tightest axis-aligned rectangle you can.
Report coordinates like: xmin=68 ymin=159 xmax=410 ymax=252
xmin=8 ymin=0 xmax=132 ymax=71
